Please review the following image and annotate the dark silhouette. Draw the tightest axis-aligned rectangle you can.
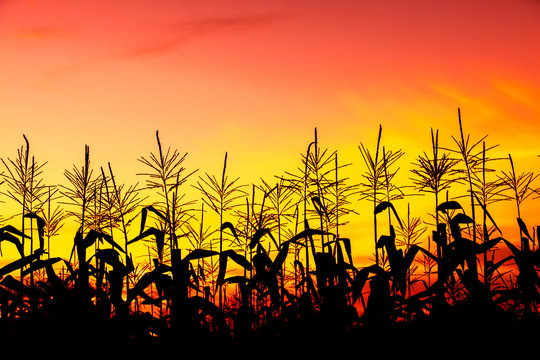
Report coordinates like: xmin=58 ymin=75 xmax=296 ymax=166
xmin=0 ymin=112 xmax=538 ymax=357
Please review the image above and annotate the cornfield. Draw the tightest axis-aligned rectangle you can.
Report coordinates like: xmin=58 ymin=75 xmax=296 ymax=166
xmin=0 ymin=109 xmax=537 ymax=356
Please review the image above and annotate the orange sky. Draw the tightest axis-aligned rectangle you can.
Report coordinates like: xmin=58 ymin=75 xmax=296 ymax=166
xmin=1 ymin=0 xmax=539 ymax=264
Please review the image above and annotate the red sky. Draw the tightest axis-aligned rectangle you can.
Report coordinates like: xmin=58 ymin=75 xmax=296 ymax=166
xmin=0 ymin=0 xmax=539 ymax=262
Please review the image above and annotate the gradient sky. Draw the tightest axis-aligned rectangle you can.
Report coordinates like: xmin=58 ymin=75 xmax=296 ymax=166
xmin=1 ymin=0 xmax=539 ymax=262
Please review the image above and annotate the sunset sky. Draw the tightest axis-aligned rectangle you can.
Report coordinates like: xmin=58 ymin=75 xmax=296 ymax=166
xmin=1 ymin=0 xmax=539 ymax=263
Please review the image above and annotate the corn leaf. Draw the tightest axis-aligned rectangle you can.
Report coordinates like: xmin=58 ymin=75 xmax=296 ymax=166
xmin=0 ymin=250 xmax=44 ymax=278
xmin=436 ymin=200 xmax=463 ymax=212
xmin=517 ymin=217 xmax=532 ymax=241
xmin=183 ymin=249 xmax=219 ymax=262
xmin=375 ymin=201 xmax=403 ymax=228
xmin=128 ymin=227 xmax=165 ymax=259
xmin=0 ymin=232 xmax=24 ymax=258
xmin=222 ymin=249 xmax=252 ymax=271
xmin=24 ymin=212 xmax=46 ymax=250
xmin=221 ymin=222 xmax=239 ymax=242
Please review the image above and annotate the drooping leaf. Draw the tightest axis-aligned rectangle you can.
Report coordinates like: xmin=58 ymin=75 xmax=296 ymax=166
xmin=217 ymin=254 xmax=228 ymax=285
xmin=127 ymin=264 xmax=169 ymax=304
xmin=0 ymin=232 xmax=24 ymax=258
xmin=451 ymin=212 xmax=474 ymax=225
xmin=335 ymin=241 xmax=345 ymax=267
xmin=95 ymin=248 xmax=124 ymax=270
xmin=77 ymin=229 xmax=104 ymax=250
xmin=222 ymin=249 xmax=252 ymax=271
xmin=0 ymin=250 xmax=44 ymax=278
xmin=351 ymin=264 xmax=383 ymax=303
xmin=128 ymin=227 xmax=166 ymax=260
xmin=517 ymin=218 xmax=533 ymax=241
xmin=311 ymin=196 xmax=329 ymax=220
xmin=473 ymin=192 xmax=502 ymax=235
xmin=221 ymin=222 xmax=239 ymax=242
xmin=140 ymin=207 xmax=148 ymax=234
xmin=22 ymin=257 xmax=62 ymax=277
xmin=183 ymin=249 xmax=220 ymax=262
xmin=403 ymin=245 xmax=421 ymax=271
xmin=249 ymin=228 xmax=278 ymax=250
xmin=1 ymin=275 xmax=27 ymax=295
xmin=273 ymin=241 xmax=290 ymax=271
xmin=125 ymin=253 xmax=135 ymax=274
xmin=198 ymin=264 xmax=206 ymax=282
xmin=24 ymin=212 xmax=46 ymax=250
xmin=100 ymin=232 xmax=125 ymax=253
xmin=288 ymin=229 xmax=331 ymax=243
xmin=0 ymin=225 xmax=30 ymax=240
xmin=339 ymin=238 xmax=354 ymax=266
xmin=374 ymin=201 xmax=403 ymax=228
xmin=485 ymin=255 xmax=513 ymax=278
xmin=436 ymin=201 xmax=463 ymax=212
xmin=374 ymin=201 xmax=392 ymax=214
xmin=145 ymin=205 xmax=168 ymax=223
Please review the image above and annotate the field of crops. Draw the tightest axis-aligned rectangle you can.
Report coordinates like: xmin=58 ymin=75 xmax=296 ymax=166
xmin=0 ymin=109 xmax=537 ymax=355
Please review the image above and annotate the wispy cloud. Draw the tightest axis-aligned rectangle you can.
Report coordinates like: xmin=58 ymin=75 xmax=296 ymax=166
xmin=120 ymin=13 xmax=278 ymax=59
xmin=30 ymin=12 xmax=280 ymax=90
xmin=15 ymin=26 xmax=64 ymax=40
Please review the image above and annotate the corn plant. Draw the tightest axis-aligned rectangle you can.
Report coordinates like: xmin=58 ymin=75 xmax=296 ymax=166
xmin=359 ymin=125 xmax=404 ymax=265
xmin=396 ymin=203 xmax=427 ymax=298
xmin=192 ymin=152 xmax=246 ymax=309
xmin=410 ymin=128 xmax=460 ymax=259
xmin=60 ymin=145 xmax=101 ymax=238
xmin=1 ymin=135 xmax=48 ymax=285
xmin=138 ymin=130 xmax=197 ymax=254
xmin=105 ymin=163 xmax=145 ymax=302
xmin=40 ymin=186 xmax=69 ymax=259
xmin=258 ymin=177 xmax=297 ymax=305
xmin=498 ymin=153 xmax=539 ymax=250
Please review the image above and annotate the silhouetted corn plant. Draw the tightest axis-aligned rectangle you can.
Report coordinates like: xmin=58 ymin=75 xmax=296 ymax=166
xmin=444 ymin=108 xmax=503 ymax=245
xmin=499 ymin=219 xmax=540 ymax=317
xmin=468 ymin=141 xmax=507 ymax=288
xmin=324 ymin=153 xmax=360 ymax=240
xmin=396 ymin=203 xmax=427 ymax=298
xmin=192 ymin=152 xmax=246 ymax=309
xmin=40 ymin=186 xmax=69 ymax=260
xmin=258 ymin=177 xmax=297 ymax=306
xmin=282 ymin=128 xmax=345 ymax=299
xmin=185 ymin=203 xmax=217 ymax=298
xmin=105 ymin=162 xmax=145 ymax=304
xmin=412 ymin=200 xmax=504 ymax=312
xmin=61 ymin=145 xmax=109 ymax=312
xmin=410 ymin=128 xmax=460 ymax=259
xmin=359 ymin=125 xmax=404 ymax=266
xmin=498 ymin=153 xmax=539 ymax=250
xmin=60 ymin=145 xmax=101 ymax=239
xmin=138 ymin=130 xmax=197 ymax=253
xmin=1 ymin=135 xmax=47 ymax=285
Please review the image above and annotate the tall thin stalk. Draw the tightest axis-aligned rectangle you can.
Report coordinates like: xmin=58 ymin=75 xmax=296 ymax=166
xmin=61 ymin=145 xmax=100 ymax=244
xmin=1 ymin=136 xmax=47 ymax=284
xmin=193 ymin=152 xmax=246 ymax=309
xmin=498 ymin=154 xmax=539 ymax=250
xmin=107 ymin=162 xmax=145 ymax=300
xmin=359 ymin=125 xmax=403 ymax=265
xmin=411 ymin=128 xmax=459 ymax=259
xmin=446 ymin=108 xmax=498 ymax=243
xmin=40 ymin=186 xmax=68 ymax=259
xmin=138 ymin=131 xmax=196 ymax=255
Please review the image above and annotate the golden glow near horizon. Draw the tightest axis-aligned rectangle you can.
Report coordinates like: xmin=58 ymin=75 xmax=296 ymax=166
xmin=0 ymin=0 xmax=539 ymax=268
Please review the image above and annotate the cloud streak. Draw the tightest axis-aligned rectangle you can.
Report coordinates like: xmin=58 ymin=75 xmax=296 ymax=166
xmin=120 ymin=13 xmax=279 ymax=59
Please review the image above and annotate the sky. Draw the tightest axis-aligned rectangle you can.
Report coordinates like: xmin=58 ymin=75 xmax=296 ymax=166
xmin=0 ymin=0 xmax=539 ymax=264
